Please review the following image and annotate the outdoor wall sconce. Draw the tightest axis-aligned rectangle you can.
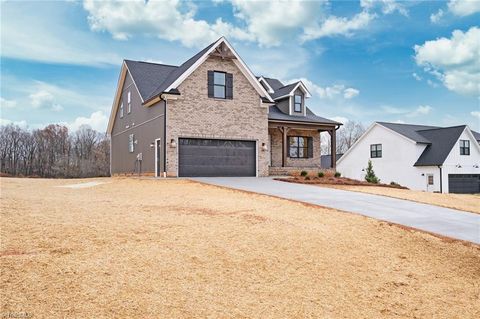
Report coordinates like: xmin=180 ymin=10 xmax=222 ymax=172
xmin=261 ymin=142 xmax=268 ymax=151
xmin=150 ymin=142 xmax=155 ymax=148
xmin=170 ymin=139 xmax=177 ymax=148
xmin=421 ymin=173 xmax=425 ymax=176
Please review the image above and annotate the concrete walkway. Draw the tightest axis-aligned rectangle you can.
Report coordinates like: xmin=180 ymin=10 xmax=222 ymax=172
xmin=192 ymin=177 xmax=480 ymax=244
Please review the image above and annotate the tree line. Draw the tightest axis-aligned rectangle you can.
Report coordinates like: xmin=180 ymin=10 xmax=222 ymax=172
xmin=321 ymin=120 xmax=366 ymax=155
xmin=0 ymin=124 xmax=110 ymax=178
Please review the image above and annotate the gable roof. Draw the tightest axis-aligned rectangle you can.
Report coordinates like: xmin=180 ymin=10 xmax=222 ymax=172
xmin=377 ymin=122 xmax=438 ymax=144
xmin=124 ymin=60 xmax=177 ymax=101
xmin=264 ymin=77 xmax=284 ymax=91
xmin=144 ymin=40 xmax=218 ymax=102
xmin=268 ymin=105 xmax=341 ymax=125
xmin=414 ymin=126 xmax=467 ymax=166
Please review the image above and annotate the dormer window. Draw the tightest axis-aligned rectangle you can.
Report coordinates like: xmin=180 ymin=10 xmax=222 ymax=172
xmin=294 ymin=95 xmax=302 ymax=112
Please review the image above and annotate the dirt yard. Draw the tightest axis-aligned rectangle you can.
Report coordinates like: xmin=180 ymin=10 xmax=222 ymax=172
xmin=321 ymin=184 xmax=480 ymax=214
xmin=1 ymin=177 xmax=479 ymax=318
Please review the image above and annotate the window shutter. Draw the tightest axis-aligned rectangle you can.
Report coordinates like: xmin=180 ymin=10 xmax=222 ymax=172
xmin=307 ymin=137 xmax=313 ymax=158
xmin=226 ymin=73 xmax=233 ymax=99
xmin=207 ymin=71 xmax=214 ymax=97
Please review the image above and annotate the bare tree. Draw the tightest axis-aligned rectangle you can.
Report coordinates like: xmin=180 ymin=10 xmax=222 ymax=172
xmin=321 ymin=120 xmax=366 ymax=155
xmin=0 ymin=123 xmax=110 ymax=178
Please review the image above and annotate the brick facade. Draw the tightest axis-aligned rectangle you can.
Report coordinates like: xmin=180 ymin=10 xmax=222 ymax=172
xmin=269 ymin=128 xmax=321 ymax=168
xmin=166 ymin=56 xmax=269 ymax=176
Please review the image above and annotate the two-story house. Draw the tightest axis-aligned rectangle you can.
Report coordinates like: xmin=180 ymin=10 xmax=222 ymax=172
xmin=107 ymin=37 xmax=341 ymax=177
xmin=337 ymin=122 xmax=480 ymax=193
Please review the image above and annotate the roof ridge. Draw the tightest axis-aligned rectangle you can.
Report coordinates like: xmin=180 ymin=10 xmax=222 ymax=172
xmin=416 ymin=125 xmax=467 ymax=132
xmin=125 ymin=59 xmax=178 ymax=68
xmin=377 ymin=121 xmax=439 ymax=127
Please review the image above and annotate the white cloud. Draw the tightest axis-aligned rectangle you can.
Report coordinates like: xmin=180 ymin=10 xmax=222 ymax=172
xmin=412 ymin=73 xmax=422 ymax=81
xmin=0 ymin=97 xmax=17 ymax=109
xmin=471 ymin=111 xmax=480 ymax=119
xmin=29 ymin=90 xmax=63 ymax=112
xmin=288 ymin=78 xmax=360 ymax=101
xmin=67 ymin=111 xmax=108 ymax=132
xmin=381 ymin=105 xmax=433 ymax=117
xmin=360 ymin=0 xmax=408 ymax=16
xmin=83 ymin=0 xmax=380 ymax=47
xmin=406 ymin=105 xmax=433 ymax=117
xmin=83 ymin=0 xmax=252 ymax=48
xmin=302 ymin=11 xmax=376 ymax=41
xmin=414 ymin=27 xmax=480 ymax=96
xmin=0 ymin=118 xmax=28 ymax=128
xmin=430 ymin=9 xmax=444 ymax=23
xmin=447 ymin=0 xmax=480 ymax=16
xmin=343 ymin=88 xmax=360 ymax=99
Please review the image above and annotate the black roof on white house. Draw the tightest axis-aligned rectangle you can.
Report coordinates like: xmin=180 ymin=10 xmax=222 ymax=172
xmin=377 ymin=122 xmax=480 ymax=166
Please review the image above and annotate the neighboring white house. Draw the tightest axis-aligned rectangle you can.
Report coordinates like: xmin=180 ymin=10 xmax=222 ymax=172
xmin=337 ymin=122 xmax=480 ymax=193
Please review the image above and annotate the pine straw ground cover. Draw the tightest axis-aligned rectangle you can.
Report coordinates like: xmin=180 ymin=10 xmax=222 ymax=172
xmin=1 ymin=177 xmax=479 ymax=318
xmin=317 ymin=184 xmax=480 ymax=215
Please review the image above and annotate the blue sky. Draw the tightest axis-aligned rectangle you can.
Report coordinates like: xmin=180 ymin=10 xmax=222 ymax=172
xmin=1 ymin=0 xmax=479 ymax=132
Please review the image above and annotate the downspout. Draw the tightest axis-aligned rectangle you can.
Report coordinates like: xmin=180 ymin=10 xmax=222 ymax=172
xmin=438 ymin=165 xmax=443 ymax=193
xmin=163 ymin=98 xmax=167 ymax=178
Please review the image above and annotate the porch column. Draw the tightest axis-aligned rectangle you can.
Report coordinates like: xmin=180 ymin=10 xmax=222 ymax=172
xmin=278 ymin=126 xmax=289 ymax=167
xmin=330 ymin=129 xmax=336 ymax=169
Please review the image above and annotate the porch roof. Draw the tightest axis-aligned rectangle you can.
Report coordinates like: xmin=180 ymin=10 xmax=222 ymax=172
xmin=268 ymin=105 xmax=341 ymax=127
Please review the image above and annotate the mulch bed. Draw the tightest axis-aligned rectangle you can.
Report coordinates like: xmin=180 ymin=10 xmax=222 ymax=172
xmin=275 ymin=176 xmax=409 ymax=189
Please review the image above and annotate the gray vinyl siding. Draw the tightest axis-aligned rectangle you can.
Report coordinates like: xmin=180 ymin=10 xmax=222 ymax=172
xmin=276 ymin=97 xmax=290 ymax=114
xmin=111 ymin=71 xmax=165 ymax=174
xmin=292 ymin=88 xmax=304 ymax=116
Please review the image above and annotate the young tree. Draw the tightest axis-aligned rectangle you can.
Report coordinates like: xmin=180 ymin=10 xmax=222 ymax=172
xmin=364 ymin=160 xmax=380 ymax=184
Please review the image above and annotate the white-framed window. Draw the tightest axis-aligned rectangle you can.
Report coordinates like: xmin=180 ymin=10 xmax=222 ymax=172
xmin=128 ymin=134 xmax=134 ymax=153
xmin=460 ymin=140 xmax=470 ymax=155
xmin=294 ymin=95 xmax=302 ymax=112
xmin=120 ymin=102 xmax=124 ymax=118
xmin=427 ymin=174 xmax=434 ymax=185
xmin=213 ymin=71 xmax=226 ymax=99
xmin=127 ymin=91 xmax=131 ymax=113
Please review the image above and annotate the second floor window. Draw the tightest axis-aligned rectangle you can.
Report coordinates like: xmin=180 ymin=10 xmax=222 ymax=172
xmin=370 ymin=144 xmax=382 ymax=158
xmin=294 ymin=95 xmax=302 ymax=112
xmin=214 ymin=72 xmax=226 ymax=98
xmin=460 ymin=140 xmax=470 ymax=155
xmin=127 ymin=91 xmax=131 ymax=113
xmin=208 ymin=71 xmax=233 ymax=99
xmin=120 ymin=102 xmax=124 ymax=118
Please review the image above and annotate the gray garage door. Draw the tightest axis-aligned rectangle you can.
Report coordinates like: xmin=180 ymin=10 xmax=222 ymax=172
xmin=178 ymin=138 xmax=256 ymax=177
xmin=448 ymin=174 xmax=480 ymax=194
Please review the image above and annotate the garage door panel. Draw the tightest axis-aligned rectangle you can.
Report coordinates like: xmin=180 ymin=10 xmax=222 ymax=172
xmin=448 ymin=174 xmax=480 ymax=194
xmin=178 ymin=138 xmax=256 ymax=177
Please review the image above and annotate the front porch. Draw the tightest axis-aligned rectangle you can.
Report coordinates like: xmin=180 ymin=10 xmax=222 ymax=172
xmin=268 ymin=121 xmax=338 ymax=175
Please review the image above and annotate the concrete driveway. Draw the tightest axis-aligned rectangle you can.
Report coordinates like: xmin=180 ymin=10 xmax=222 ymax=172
xmin=193 ymin=177 xmax=480 ymax=244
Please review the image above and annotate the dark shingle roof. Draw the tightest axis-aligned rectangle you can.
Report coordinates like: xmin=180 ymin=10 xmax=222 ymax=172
xmin=145 ymin=40 xmax=219 ymax=101
xmin=414 ymin=126 xmax=467 ymax=166
xmin=472 ymin=130 xmax=480 ymax=142
xmin=264 ymin=77 xmax=284 ymax=91
xmin=378 ymin=122 xmax=438 ymax=144
xmin=124 ymin=60 xmax=177 ymax=101
xmin=268 ymin=105 xmax=341 ymax=125
xmin=270 ymin=82 xmax=300 ymax=99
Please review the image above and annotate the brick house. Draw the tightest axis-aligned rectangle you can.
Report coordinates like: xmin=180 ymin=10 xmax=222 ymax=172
xmin=107 ymin=37 xmax=341 ymax=177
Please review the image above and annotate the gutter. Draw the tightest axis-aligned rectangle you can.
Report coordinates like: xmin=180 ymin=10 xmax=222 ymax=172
xmin=438 ymin=165 xmax=443 ymax=193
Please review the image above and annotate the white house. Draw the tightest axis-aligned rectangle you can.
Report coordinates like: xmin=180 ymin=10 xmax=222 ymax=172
xmin=337 ymin=122 xmax=480 ymax=193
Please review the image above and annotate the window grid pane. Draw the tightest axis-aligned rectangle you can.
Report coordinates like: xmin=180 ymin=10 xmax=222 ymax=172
xmin=214 ymin=72 xmax=225 ymax=85
xmin=214 ymin=85 xmax=225 ymax=98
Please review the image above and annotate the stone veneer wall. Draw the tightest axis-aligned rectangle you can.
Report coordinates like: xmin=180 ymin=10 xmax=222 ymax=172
xmin=166 ymin=56 xmax=269 ymax=176
xmin=269 ymin=128 xmax=321 ymax=167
